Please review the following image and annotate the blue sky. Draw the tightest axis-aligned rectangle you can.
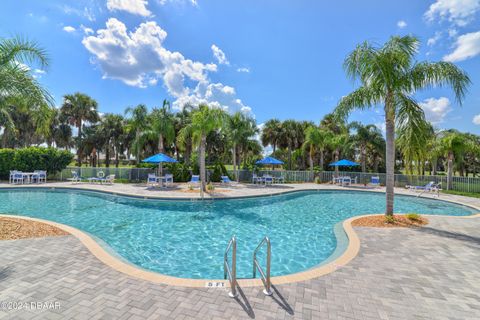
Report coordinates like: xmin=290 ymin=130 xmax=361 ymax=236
xmin=2 ymin=0 xmax=480 ymax=133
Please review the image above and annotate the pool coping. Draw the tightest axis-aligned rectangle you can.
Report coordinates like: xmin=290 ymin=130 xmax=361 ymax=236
xmin=1 ymin=186 xmax=480 ymax=288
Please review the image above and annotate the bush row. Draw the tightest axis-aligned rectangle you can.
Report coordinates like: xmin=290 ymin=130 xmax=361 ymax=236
xmin=0 ymin=147 xmax=74 ymax=180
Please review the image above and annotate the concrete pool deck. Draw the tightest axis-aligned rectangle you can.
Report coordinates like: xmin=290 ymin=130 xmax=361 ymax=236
xmin=1 ymin=182 xmax=480 ymax=319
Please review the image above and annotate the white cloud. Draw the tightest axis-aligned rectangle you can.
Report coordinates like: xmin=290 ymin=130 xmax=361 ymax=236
xmin=473 ymin=114 xmax=480 ymax=124
xmin=397 ymin=20 xmax=407 ymax=28
xmin=424 ymin=0 xmax=480 ymax=26
xmin=427 ymin=31 xmax=442 ymax=46
xmin=63 ymin=26 xmax=76 ymax=33
xmin=420 ymin=97 xmax=452 ymax=124
xmin=237 ymin=67 xmax=250 ymax=73
xmin=211 ymin=44 xmax=229 ymax=65
xmin=106 ymin=0 xmax=152 ymax=17
xmin=448 ymin=28 xmax=458 ymax=37
xmin=83 ymin=18 xmax=249 ymax=113
xmin=80 ymin=24 xmax=94 ymax=35
xmin=62 ymin=5 xmax=96 ymax=21
xmin=443 ymin=30 xmax=480 ymax=62
xmin=374 ymin=122 xmax=386 ymax=135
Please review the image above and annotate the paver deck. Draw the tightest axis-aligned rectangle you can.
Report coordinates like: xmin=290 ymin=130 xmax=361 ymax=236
xmin=1 ymin=214 xmax=479 ymax=319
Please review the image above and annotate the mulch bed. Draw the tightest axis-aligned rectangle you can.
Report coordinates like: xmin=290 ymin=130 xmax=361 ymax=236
xmin=351 ymin=214 xmax=428 ymax=228
xmin=0 ymin=217 xmax=69 ymax=240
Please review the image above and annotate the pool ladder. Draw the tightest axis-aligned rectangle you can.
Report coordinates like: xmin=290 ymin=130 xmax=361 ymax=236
xmin=223 ymin=236 xmax=272 ymax=297
xmin=224 ymin=236 xmax=238 ymax=298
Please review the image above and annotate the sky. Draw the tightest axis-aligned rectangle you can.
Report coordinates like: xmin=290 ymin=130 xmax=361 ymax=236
xmin=1 ymin=0 xmax=480 ymax=134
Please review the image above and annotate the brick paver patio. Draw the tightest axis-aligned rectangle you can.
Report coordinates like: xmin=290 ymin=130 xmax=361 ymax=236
xmin=1 ymin=215 xmax=479 ymax=319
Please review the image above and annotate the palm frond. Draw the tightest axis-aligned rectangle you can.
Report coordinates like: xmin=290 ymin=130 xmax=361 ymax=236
xmin=334 ymin=86 xmax=382 ymax=120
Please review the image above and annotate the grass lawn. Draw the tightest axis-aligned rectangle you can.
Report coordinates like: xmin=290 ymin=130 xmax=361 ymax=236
xmin=442 ymin=190 xmax=480 ymax=198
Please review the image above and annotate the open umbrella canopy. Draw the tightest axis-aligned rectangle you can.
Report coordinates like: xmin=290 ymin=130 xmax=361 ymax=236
xmin=256 ymin=156 xmax=284 ymax=165
xmin=142 ymin=153 xmax=178 ymax=164
xmin=329 ymin=159 xmax=359 ymax=167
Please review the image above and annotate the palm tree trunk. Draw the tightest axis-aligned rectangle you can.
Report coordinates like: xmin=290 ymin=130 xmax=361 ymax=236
xmin=115 ymin=147 xmax=119 ymax=168
xmin=334 ymin=149 xmax=339 ymax=176
xmin=105 ymin=145 xmax=110 ymax=168
xmin=361 ymin=146 xmax=366 ymax=173
xmin=232 ymin=143 xmax=237 ymax=181
xmin=77 ymin=122 xmax=82 ymax=167
xmin=385 ymin=110 xmax=395 ymax=216
xmin=158 ymin=134 xmax=164 ymax=153
xmin=447 ymin=152 xmax=454 ymax=190
xmin=199 ymin=133 xmax=206 ymax=197
xmin=135 ymin=131 xmax=141 ymax=165
xmin=319 ymin=149 xmax=324 ymax=171
xmin=309 ymin=145 xmax=314 ymax=173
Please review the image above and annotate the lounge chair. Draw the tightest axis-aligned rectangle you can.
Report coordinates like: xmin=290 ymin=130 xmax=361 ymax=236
xmin=104 ymin=174 xmax=115 ymax=185
xmin=370 ymin=176 xmax=380 ymax=188
xmin=407 ymin=181 xmax=435 ymax=192
xmin=274 ymin=175 xmax=285 ymax=184
xmin=67 ymin=171 xmax=83 ymax=184
xmin=189 ymin=175 xmax=200 ymax=188
xmin=221 ymin=175 xmax=236 ymax=186
xmin=88 ymin=171 xmax=105 ymax=184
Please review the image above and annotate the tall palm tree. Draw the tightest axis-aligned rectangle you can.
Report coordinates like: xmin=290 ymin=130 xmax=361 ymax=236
xmin=440 ymin=131 xmax=467 ymax=190
xmin=125 ymin=104 xmax=149 ymax=164
xmin=396 ymin=120 xmax=433 ymax=175
xmin=151 ymin=100 xmax=175 ymax=153
xmin=335 ymin=35 xmax=470 ymax=216
xmin=261 ymin=119 xmax=282 ymax=153
xmin=190 ymin=105 xmax=226 ymax=196
xmin=61 ymin=93 xmax=100 ymax=166
xmin=227 ymin=112 xmax=257 ymax=181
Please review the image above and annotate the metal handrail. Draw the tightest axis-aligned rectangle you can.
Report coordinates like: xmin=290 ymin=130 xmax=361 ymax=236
xmin=224 ymin=236 xmax=238 ymax=298
xmin=253 ymin=236 xmax=273 ymax=296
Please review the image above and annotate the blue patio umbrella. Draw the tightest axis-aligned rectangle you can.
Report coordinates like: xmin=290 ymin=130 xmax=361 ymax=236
xmin=142 ymin=153 xmax=177 ymax=176
xmin=329 ymin=159 xmax=360 ymax=167
xmin=256 ymin=156 xmax=284 ymax=165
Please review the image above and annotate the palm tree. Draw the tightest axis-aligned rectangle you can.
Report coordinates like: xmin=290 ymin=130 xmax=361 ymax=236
xmin=61 ymin=93 xmax=100 ymax=166
xmin=227 ymin=112 xmax=257 ymax=181
xmin=125 ymin=104 xmax=149 ymax=164
xmin=99 ymin=114 xmax=124 ymax=167
xmin=396 ymin=120 xmax=433 ymax=175
xmin=151 ymin=100 xmax=175 ymax=153
xmin=335 ymin=35 xmax=470 ymax=216
xmin=190 ymin=105 xmax=226 ymax=196
xmin=440 ymin=131 xmax=467 ymax=190
xmin=303 ymin=126 xmax=322 ymax=173
xmin=261 ymin=119 xmax=282 ymax=153
xmin=350 ymin=122 xmax=384 ymax=172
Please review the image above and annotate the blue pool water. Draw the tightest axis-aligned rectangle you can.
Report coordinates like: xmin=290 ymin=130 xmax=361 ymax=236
xmin=0 ymin=189 xmax=476 ymax=279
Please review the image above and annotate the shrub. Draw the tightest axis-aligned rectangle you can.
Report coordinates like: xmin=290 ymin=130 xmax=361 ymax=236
xmin=0 ymin=147 xmax=73 ymax=180
xmin=166 ymin=163 xmax=191 ymax=182
xmin=209 ymin=162 xmax=230 ymax=182
xmin=314 ymin=176 xmax=321 ymax=184
xmin=206 ymin=182 xmax=215 ymax=191
xmin=384 ymin=215 xmax=396 ymax=224
xmin=406 ymin=213 xmax=421 ymax=222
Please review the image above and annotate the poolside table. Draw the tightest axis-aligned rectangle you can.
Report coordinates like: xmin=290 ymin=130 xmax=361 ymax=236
xmin=22 ymin=172 xmax=40 ymax=184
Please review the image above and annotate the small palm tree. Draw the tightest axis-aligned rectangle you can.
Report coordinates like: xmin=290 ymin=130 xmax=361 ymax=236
xmin=335 ymin=35 xmax=470 ymax=216
xmin=61 ymin=93 xmax=100 ymax=166
xmin=440 ymin=131 xmax=468 ymax=190
xmin=303 ymin=126 xmax=324 ymax=173
xmin=190 ymin=105 xmax=226 ymax=196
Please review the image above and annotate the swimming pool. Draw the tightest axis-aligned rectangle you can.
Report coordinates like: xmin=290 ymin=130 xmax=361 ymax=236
xmin=0 ymin=188 xmax=476 ymax=279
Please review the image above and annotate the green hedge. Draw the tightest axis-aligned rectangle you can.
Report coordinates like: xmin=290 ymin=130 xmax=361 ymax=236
xmin=0 ymin=147 xmax=74 ymax=180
